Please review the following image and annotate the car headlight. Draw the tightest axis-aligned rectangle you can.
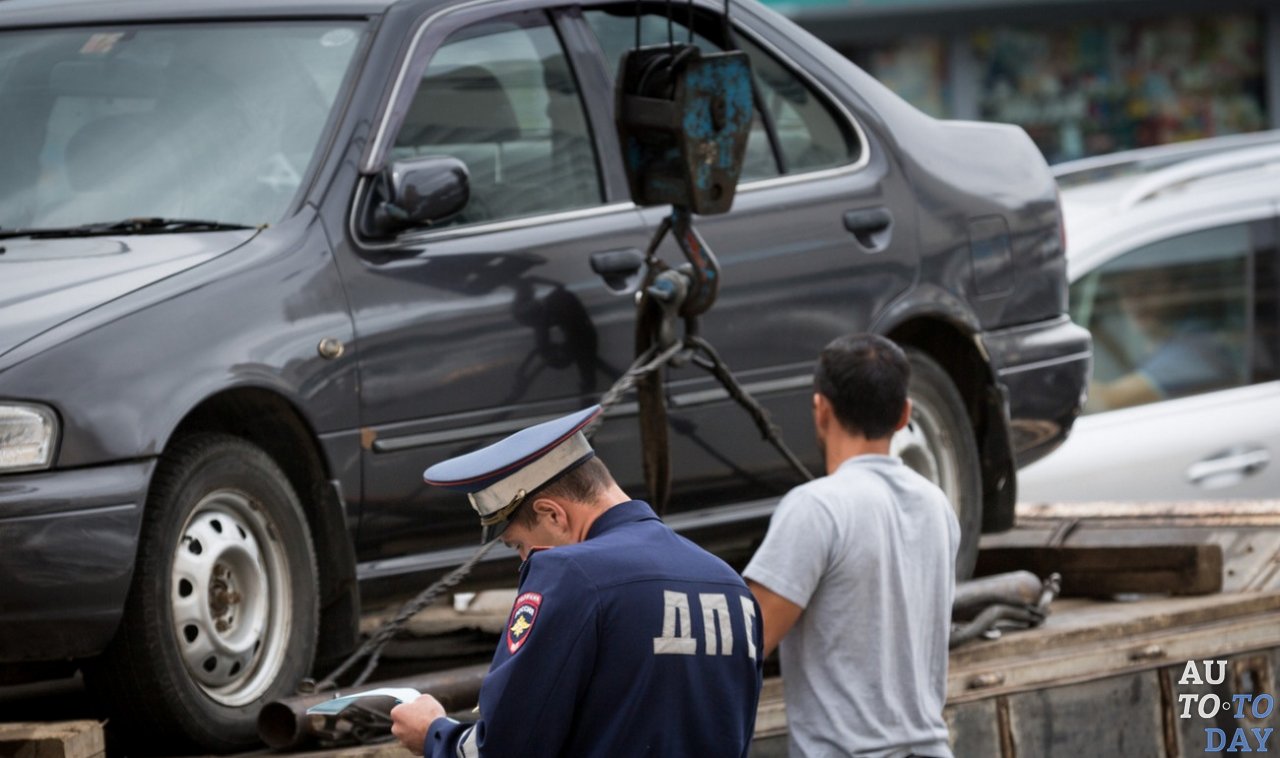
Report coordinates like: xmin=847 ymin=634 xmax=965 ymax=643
xmin=0 ymin=403 xmax=59 ymax=472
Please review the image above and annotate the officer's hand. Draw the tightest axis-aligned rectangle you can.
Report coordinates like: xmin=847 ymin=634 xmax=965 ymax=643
xmin=390 ymin=693 xmax=446 ymax=756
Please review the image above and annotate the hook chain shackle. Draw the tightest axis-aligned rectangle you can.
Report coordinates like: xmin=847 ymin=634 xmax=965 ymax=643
xmin=306 ymin=0 xmax=801 ymax=696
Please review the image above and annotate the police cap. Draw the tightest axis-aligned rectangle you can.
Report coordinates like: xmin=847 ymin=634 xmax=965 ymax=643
xmin=423 ymin=405 xmax=602 ymax=542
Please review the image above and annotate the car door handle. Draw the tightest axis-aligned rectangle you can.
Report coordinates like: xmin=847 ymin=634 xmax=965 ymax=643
xmin=590 ymin=248 xmax=645 ymax=292
xmin=844 ymin=208 xmax=893 ymax=252
xmin=1186 ymin=446 xmax=1271 ymax=489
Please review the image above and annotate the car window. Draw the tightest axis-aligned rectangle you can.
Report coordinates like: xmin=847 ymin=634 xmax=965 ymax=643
xmin=583 ymin=7 xmax=858 ymax=181
xmin=736 ymin=34 xmax=858 ymax=174
xmin=1071 ymin=223 xmax=1252 ymax=413
xmin=1256 ymin=219 xmax=1280 ymax=384
xmin=391 ymin=14 xmax=602 ymax=228
xmin=0 ymin=22 xmax=364 ymax=230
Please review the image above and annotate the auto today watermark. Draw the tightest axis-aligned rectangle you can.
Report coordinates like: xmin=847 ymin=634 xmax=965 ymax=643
xmin=1178 ymin=660 xmax=1275 ymax=753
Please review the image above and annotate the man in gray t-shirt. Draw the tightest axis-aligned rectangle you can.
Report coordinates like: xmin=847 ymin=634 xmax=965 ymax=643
xmin=744 ymin=334 xmax=959 ymax=758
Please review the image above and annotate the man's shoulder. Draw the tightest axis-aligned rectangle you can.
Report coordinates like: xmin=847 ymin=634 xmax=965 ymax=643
xmin=783 ymin=471 xmax=852 ymax=505
xmin=786 ymin=459 xmax=896 ymax=507
xmin=796 ymin=457 xmax=953 ymax=518
xmin=562 ymin=521 xmax=746 ymax=590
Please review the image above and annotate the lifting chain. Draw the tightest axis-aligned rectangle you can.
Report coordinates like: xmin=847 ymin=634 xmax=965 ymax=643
xmin=304 ymin=0 xmax=807 ymax=694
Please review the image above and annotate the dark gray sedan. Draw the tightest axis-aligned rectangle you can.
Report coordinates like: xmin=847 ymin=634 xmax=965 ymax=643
xmin=0 ymin=0 xmax=1088 ymax=749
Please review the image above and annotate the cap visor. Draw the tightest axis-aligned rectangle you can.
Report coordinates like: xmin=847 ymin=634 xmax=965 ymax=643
xmin=480 ymin=518 xmax=511 ymax=544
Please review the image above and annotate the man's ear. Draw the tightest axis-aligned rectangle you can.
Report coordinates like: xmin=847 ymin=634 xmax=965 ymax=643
xmin=813 ymin=392 xmax=831 ymax=430
xmin=894 ymin=398 xmax=913 ymax=433
xmin=530 ymin=497 xmax=568 ymax=528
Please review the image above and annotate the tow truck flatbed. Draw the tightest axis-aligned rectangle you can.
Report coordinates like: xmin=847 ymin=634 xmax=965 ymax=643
xmin=6 ymin=502 xmax=1280 ymax=756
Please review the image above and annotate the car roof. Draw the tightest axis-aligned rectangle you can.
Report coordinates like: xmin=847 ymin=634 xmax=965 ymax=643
xmin=0 ymin=0 xmax=423 ymax=25
xmin=1057 ymin=133 xmax=1280 ymax=275
xmin=1052 ymin=129 xmax=1280 ymax=187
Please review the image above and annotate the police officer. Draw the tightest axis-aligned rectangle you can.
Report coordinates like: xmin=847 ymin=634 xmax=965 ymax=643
xmin=390 ymin=405 xmax=763 ymax=757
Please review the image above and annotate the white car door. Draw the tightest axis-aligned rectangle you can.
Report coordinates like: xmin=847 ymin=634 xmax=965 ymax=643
xmin=1019 ymin=215 xmax=1280 ymax=502
xmin=1021 ymin=383 xmax=1280 ymax=501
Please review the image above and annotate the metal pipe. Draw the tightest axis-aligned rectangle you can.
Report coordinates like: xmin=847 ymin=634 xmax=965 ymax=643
xmin=258 ymin=663 xmax=489 ymax=750
xmin=952 ymin=570 xmax=1044 ymax=621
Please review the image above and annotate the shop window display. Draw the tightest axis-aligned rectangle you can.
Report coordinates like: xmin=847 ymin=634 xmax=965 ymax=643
xmin=850 ymin=37 xmax=950 ymax=119
xmin=973 ymin=14 xmax=1266 ymax=162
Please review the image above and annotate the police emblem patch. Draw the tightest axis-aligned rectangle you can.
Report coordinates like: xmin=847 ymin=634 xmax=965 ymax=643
xmin=507 ymin=592 xmax=542 ymax=654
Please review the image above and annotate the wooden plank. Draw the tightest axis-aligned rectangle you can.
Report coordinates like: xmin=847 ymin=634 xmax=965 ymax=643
xmin=975 ymin=544 xmax=1222 ymax=596
xmin=751 ymin=679 xmax=787 ymax=740
xmin=287 ymin=744 xmax=411 ymax=758
xmin=1005 ymin=671 xmax=1166 ymax=756
xmin=952 ymin=593 xmax=1280 ymax=667
xmin=944 ymin=700 xmax=1001 ymax=758
xmin=1015 ymin=500 xmax=1280 ymax=525
xmin=983 ymin=517 xmax=1280 ymax=593
xmin=948 ymin=599 xmax=1280 ymax=703
xmin=225 ymin=592 xmax=1280 ymax=757
xmin=0 ymin=721 xmax=105 ymax=758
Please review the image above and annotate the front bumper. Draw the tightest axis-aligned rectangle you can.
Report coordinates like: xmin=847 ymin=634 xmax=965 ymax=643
xmin=982 ymin=315 xmax=1092 ymax=469
xmin=0 ymin=460 xmax=153 ymax=662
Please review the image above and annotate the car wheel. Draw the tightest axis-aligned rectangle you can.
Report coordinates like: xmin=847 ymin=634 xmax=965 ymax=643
xmin=891 ymin=349 xmax=983 ymax=579
xmin=86 ymin=434 xmax=318 ymax=753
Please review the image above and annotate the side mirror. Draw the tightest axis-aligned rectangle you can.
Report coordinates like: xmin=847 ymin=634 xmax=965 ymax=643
xmin=366 ymin=156 xmax=470 ymax=237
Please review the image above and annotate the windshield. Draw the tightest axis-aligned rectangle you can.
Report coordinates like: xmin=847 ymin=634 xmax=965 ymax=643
xmin=0 ymin=22 xmax=365 ymax=231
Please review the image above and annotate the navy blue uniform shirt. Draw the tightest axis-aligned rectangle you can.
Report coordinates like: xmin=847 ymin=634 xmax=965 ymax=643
xmin=426 ymin=500 xmax=763 ymax=757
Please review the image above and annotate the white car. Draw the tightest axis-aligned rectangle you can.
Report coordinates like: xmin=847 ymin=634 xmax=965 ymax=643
xmin=1019 ymin=133 xmax=1280 ymax=502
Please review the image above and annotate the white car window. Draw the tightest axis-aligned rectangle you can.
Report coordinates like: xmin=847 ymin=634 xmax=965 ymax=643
xmin=1071 ymin=222 xmax=1252 ymax=413
xmin=391 ymin=13 xmax=602 ymax=228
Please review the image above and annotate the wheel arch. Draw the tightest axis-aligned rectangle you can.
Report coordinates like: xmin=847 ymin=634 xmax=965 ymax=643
xmin=885 ymin=315 xmax=1017 ymax=534
xmin=166 ymin=387 xmax=360 ymax=672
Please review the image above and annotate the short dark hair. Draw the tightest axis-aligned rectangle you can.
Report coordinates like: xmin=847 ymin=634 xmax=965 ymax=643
xmin=509 ymin=456 xmax=614 ymax=528
xmin=814 ymin=333 xmax=910 ymax=440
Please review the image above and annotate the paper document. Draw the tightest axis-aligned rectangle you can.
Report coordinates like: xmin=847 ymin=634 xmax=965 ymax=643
xmin=305 ymin=687 xmax=422 ymax=716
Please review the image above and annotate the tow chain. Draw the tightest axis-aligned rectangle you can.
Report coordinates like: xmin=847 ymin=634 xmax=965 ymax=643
xmin=305 ymin=321 xmax=813 ymax=691
xmin=305 ymin=0 xmax=810 ymax=693
xmin=588 ymin=334 xmax=813 ymax=483
xmin=302 ymin=540 xmax=500 ymax=692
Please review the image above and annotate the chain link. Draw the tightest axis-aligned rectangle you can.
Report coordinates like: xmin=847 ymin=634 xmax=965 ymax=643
xmin=306 ymin=344 xmax=686 ymax=691
xmin=307 ymin=325 xmax=810 ymax=691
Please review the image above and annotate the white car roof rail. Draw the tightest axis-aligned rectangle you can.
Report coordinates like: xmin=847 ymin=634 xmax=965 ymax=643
xmin=1114 ymin=142 xmax=1280 ymax=210
xmin=1052 ymin=129 xmax=1280 ymax=186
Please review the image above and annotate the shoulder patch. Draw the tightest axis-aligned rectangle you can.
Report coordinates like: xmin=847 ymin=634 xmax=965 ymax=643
xmin=506 ymin=591 xmax=542 ymax=654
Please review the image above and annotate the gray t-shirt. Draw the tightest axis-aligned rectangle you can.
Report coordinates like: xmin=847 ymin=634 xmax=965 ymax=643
xmin=744 ymin=455 xmax=959 ymax=758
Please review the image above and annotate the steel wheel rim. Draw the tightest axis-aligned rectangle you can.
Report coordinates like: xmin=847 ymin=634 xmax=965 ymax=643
xmin=891 ymin=392 xmax=964 ymax=518
xmin=170 ymin=489 xmax=292 ymax=706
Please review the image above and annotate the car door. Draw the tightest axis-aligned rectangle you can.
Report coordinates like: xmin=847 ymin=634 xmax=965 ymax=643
xmin=574 ymin=2 xmax=920 ymax=510
xmin=1019 ymin=214 xmax=1280 ymax=501
xmin=331 ymin=7 xmax=656 ymax=564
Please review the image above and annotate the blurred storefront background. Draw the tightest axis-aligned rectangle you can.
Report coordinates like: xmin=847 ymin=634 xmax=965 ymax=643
xmin=765 ymin=0 xmax=1278 ymax=163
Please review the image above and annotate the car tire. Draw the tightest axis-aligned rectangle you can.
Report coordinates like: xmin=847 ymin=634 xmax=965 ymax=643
xmin=892 ymin=349 xmax=983 ymax=579
xmin=86 ymin=434 xmax=318 ymax=753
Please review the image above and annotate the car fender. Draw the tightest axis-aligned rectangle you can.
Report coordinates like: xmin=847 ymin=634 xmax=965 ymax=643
xmin=0 ymin=209 xmax=359 ymax=471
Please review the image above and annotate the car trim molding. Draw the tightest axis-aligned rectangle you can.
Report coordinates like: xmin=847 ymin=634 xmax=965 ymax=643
xmin=356 ymin=495 xmax=781 ymax=579
xmin=996 ymin=350 xmax=1092 ymax=378
xmin=355 ymin=194 xmax=639 ymax=249
xmin=371 ymin=373 xmax=814 ymax=453
xmin=0 ymin=502 xmax=136 ymax=525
